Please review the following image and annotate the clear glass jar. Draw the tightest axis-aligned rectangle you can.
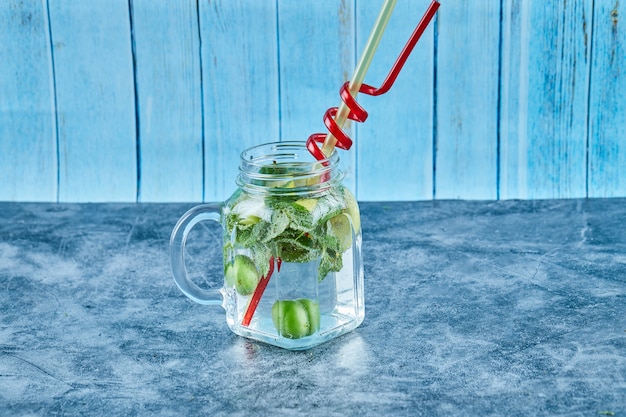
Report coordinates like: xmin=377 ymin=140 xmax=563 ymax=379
xmin=170 ymin=141 xmax=364 ymax=350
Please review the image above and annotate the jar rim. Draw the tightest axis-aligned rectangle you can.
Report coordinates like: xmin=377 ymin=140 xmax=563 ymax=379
xmin=237 ymin=141 xmax=343 ymax=195
xmin=239 ymin=141 xmax=338 ymax=168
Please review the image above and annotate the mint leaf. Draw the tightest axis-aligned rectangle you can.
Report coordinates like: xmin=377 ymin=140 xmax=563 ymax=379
xmin=262 ymin=209 xmax=290 ymax=242
xmin=318 ymin=246 xmax=342 ymax=281
xmin=288 ymin=203 xmax=314 ymax=231
xmin=252 ymin=243 xmax=272 ymax=277
xmin=309 ymin=218 xmax=343 ymax=281
xmin=226 ymin=182 xmax=353 ymax=282
xmin=275 ymin=236 xmax=319 ymax=263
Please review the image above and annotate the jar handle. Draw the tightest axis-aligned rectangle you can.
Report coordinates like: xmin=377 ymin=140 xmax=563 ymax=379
xmin=170 ymin=204 xmax=224 ymax=306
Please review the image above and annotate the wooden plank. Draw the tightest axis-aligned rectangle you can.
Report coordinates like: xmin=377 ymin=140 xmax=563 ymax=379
xmin=0 ymin=0 xmax=57 ymax=202
xmin=500 ymin=0 xmax=592 ymax=199
xmin=48 ymin=0 xmax=136 ymax=202
xmin=588 ymin=1 xmax=626 ymax=197
xmin=435 ymin=0 xmax=500 ymax=200
xmin=355 ymin=0 xmax=435 ymax=201
xmin=3 ymin=1 xmax=621 ymax=203
xmin=131 ymin=0 xmax=203 ymax=203
xmin=200 ymin=0 xmax=279 ymax=202
xmin=277 ymin=0 xmax=356 ymax=192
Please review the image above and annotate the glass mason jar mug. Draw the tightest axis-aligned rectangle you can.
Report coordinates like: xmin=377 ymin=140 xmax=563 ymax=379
xmin=170 ymin=142 xmax=364 ymax=350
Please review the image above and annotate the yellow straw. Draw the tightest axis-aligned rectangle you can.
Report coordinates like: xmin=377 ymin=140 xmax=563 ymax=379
xmin=320 ymin=0 xmax=398 ymax=157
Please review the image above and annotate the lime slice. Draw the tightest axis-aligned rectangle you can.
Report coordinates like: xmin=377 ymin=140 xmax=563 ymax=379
xmin=239 ymin=215 xmax=261 ymax=226
xmin=293 ymin=198 xmax=318 ymax=212
xmin=329 ymin=213 xmax=353 ymax=251
xmin=272 ymin=300 xmax=309 ymax=339
xmin=224 ymin=254 xmax=260 ymax=296
xmin=272 ymin=298 xmax=320 ymax=339
xmin=297 ymin=298 xmax=320 ymax=334
xmin=342 ymin=188 xmax=360 ymax=232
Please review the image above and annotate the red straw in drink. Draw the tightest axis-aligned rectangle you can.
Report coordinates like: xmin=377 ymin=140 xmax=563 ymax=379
xmin=241 ymin=1 xmax=440 ymax=327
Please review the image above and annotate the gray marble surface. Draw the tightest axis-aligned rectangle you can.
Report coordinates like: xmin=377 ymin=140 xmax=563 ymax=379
xmin=1 ymin=199 xmax=625 ymax=416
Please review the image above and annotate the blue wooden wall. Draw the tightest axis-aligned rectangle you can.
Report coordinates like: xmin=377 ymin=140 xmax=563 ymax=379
xmin=0 ymin=0 xmax=624 ymax=202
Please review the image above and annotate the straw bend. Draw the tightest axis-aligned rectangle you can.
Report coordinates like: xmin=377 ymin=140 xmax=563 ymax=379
xmin=307 ymin=0 xmax=440 ymax=161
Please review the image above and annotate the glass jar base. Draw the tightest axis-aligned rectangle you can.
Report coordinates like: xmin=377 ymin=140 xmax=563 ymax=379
xmin=229 ymin=311 xmax=364 ymax=351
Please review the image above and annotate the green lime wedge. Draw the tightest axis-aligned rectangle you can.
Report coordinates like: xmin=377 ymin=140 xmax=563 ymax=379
xmin=224 ymin=254 xmax=260 ymax=296
xmin=342 ymin=188 xmax=360 ymax=232
xmin=272 ymin=300 xmax=309 ymax=339
xmin=293 ymin=198 xmax=318 ymax=212
xmin=329 ymin=213 xmax=353 ymax=252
